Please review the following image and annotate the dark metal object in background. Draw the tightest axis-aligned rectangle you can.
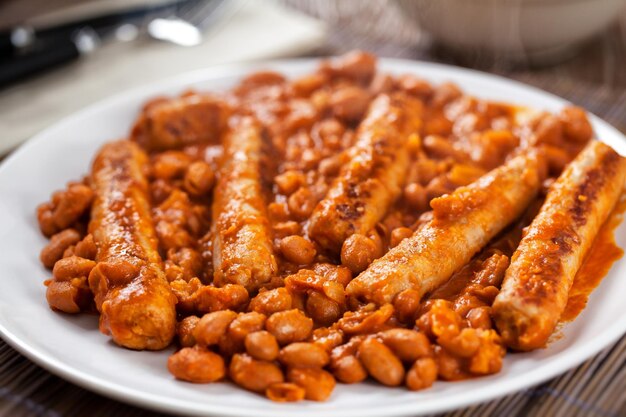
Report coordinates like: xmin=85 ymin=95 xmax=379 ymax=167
xmin=0 ymin=0 xmax=229 ymax=88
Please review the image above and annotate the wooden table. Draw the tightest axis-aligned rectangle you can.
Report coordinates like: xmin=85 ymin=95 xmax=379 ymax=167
xmin=1 ymin=1 xmax=626 ymax=416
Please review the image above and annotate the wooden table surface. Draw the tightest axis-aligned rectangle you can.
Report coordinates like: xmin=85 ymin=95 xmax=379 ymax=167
xmin=1 ymin=1 xmax=626 ymax=416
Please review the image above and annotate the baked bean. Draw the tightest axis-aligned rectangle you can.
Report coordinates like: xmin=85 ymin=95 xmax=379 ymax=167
xmin=397 ymin=74 xmax=433 ymax=98
xmin=432 ymin=82 xmax=462 ymax=108
xmin=245 ymin=331 xmax=279 ymax=361
xmin=306 ymin=291 xmax=342 ymax=326
xmin=74 ymin=234 xmax=96 ymax=260
xmin=379 ymin=329 xmax=432 ymax=362
xmin=193 ymin=284 xmax=249 ymax=314
xmin=369 ymin=72 xmax=394 ymax=95
xmin=447 ymin=164 xmax=486 ymax=187
xmin=274 ymin=171 xmax=305 ymax=196
xmin=466 ymin=306 xmax=492 ymax=330
xmin=291 ymin=73 xmax=326 ymax=97
xmin=229 ymin=354 xmax=284 ymax=393
xmin=279 ymin=342 xmax=330 ymax=368
xmin=393 ymin=288 xmax=421 ymax=324
xmin=424 ymin=113 xmax=453 ymax=137
xmin=559 ymin=106 xmax=592 ymax=143
xmin=249 ymin=288 xmax=292 ymax=315
xmin=52 ymin=184 xmax=93 ymax=231
xmin=167 ymin=346 xmax=225 ymax=383
xmin=468 ymin=330 xmax=504 ymax=375
xmin=150 ymin=179 xmax=173 ymax=204
xmin=194 ymin=310 xmax=238 ymax=346
xmin=287 ymin=368 xmax=336 ymax=401
xmin=63 ymin=246 xmax=75 ymax=258
xmin=311 ymin=327 xmax=344 ymax=352
xmin=426 ymin=175 xmax=452 ymax=201
xmin=266 ymin=309 xmax=313 ymax=345
xmin=318 ymin=154 xmax=344 ymax=177
xmin=331 ymin=353 xmax=368 ymax=384
xmin=268 ymin=202 xmax=290 ymax=222
xmin=226 ymin=312 xmax=267 ymax=347
xmin=330 ymin=86 xmax=371 ymax=122
xmin=411 ymin=158 xmax=440 ymax=186
xmin=358 ymin=338 xmax=405 ymax=386
xmin=37 ymin=202 xmax=57 ymax=237
xmin=406 ymin=357 xmax=438 ymax=391
xmin=438 ymin=328 xmax=480 ymax=358
xmin=543 ymin=144 xmax=570 ymax=175
xmin=237 ymin=71 xmax=285 ymax=92
xmin=168 ymin=247 xmax=202 ymax=281
xmin=423 ymin=135 xmax=463 ymax=161
xmin=428 ymin=300 xmax=462 ymax=340
xmin=434 ymin=346 xmax=466 ymax=381
xmin=313 ymin=263 xmax=352 ymax=288
xmin=322 ymin=281 xmax=346 ymax=304
xmin=273 ymin=221 xmax=301 ymax=239
xmin=337 ymin=304 xmax=394 ymax=335
xmin=287 ymin=187 xmax=316 ymax=220
xmin=266 ymin=382 xmax=306 ymax=402
xmin=532 ymin=115 xmax=563 ymax=146
xmin=52 ymin=256 xmax=96 ymax=281
xmin=390 ymin=227 xmax=413 ymax=248
xmin=341 ymin=234 xmax=378 ymax=274
xmin=178 ymin=316 xmax=200 ymax=347
xmin=280 ymin=235 xmax=316 ymax=265
xmin=40 ymin=229 xmax=82 ymax=269
xmin=403 ymin=183 xmax=429 ymax=212
xmin=326 ymin=50 xmax=376 ymax=84
xmin=45 ymin=278 xmax=91 ymax=313
xmin=183 ymin=161 xmax=214 ymax=196
xmin=152 ymin=151 xmax=191 ymax=180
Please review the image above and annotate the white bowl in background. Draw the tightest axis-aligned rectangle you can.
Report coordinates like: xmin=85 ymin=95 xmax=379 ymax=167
xmin=396 ymin=0 xmax=625 ymax=63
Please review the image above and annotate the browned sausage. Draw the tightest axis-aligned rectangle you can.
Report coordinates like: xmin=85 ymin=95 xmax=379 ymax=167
xmin=212 ymin=117 xmax=277 ymax=292
xmin=88 ymin=140 xmax=177 ymax=350
xmin=309 ymin=93 xmax=423 ymax=252
xmin=493 ymin=140 xmax=626 ymax=351
xmin=131 ymin=94 xmax=229 ymax=151
xmin=346 ymin=150 xmax=544 ymax=305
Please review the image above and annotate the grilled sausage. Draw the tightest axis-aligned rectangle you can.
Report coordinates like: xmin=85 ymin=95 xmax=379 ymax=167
xmin=493 ymin=141 xmax=626 ymax=351
xmin=308 ymin=93 xmax=423 ymax=252
xmin=346 ymin=150 xmax=545 ymax=305
xmin=212 ymin=117 xmax=277 ymax=292
xmin=131 ymin=94 xmax=229 ymax=151
xmin=88 ymin=140 xmax=177 ymax=350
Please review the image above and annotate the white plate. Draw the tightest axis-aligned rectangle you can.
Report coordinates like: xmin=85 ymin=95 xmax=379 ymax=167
xmin=0 ymin=58 xmax=625 ymax=417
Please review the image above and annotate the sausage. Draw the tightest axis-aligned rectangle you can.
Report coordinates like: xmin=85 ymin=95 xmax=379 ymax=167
xmin=493 ymin=141 xmax=626 ymax=351
xmin=212 ymin=117 xmax=277 ymax=292
xmin=131 ymin=94 xmax=229 ymax=151
xmin=87 ymin=140 xmax=177 ymax=350
xmin=346 ymin=150 xmax=544 ymax=305
xmin=308 ymin=93 xmax=423 ymax=252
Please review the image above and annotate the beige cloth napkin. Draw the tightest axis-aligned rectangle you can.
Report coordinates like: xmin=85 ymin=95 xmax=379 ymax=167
xmin=0 ymin=0 xmax=326 ymax=155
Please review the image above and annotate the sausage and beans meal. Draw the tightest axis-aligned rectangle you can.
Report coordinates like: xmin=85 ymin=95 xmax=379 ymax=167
xmin=37 ymin=51 xmax=626 ymax=402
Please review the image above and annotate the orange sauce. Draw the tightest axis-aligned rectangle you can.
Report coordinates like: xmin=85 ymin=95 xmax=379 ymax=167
xmin=560 ymin=191 xmax=626 ymax=322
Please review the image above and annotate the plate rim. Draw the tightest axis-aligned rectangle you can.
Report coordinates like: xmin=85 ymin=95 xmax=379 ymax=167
xmin=1 ymin=56 xmax=625 ymax=417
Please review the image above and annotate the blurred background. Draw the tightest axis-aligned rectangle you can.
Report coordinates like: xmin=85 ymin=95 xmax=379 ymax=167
xmin=0 ymin=0 xmax=625 ymax=154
